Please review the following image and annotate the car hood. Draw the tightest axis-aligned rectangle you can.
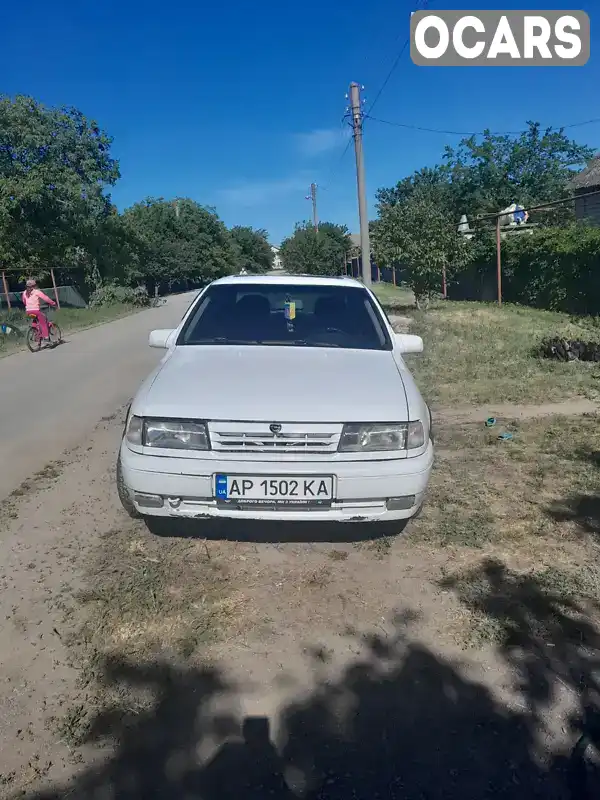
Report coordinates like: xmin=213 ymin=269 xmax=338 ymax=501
xmin=135 ymin=345 xmax=412 ymax=422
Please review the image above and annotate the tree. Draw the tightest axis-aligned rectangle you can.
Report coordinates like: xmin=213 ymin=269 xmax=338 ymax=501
xmin=377 ymin=122 xmax=594 ymax=224
xmin=442 ymin=122 xmax=594 ymax=219
xmin=280 ymin=221 xmax=351 ymax=275
xmin=0 ymin=95 xmax=119 ymax=272
xmin=122 ymin=198 xmax=238 ymax=292
xmin=376 ymin=165 xmax=454 ymax=214
xmin=372 ymin=194 xmax=470 ymax=308
xmin=229 ymin=226 xmax=273 ymax=273
xmin=71 ymin=207 xmax=141 ymax=291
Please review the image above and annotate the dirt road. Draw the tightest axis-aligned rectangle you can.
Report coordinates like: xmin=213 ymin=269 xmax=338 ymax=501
xmin=0 ymin=418 xmax=591 ymax=797
xmin=0 ymin=300 xmax=598 ymax=797
xmin=0 ymin=293 xmax=196 ymax=501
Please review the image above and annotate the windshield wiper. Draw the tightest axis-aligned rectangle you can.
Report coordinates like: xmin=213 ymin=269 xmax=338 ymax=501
xmin=188 ymin=337 xmax=264 ymax=345
xmin=261 ymin=339 xmax=342 ymax=348
xmin=188 ymin=337 xmax=343 ymax=347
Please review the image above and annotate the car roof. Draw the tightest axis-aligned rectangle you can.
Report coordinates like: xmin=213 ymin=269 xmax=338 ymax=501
xmin=210 ymin=274 xmax=366 ymax=289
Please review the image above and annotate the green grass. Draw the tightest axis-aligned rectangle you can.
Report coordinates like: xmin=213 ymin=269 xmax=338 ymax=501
xmin=372 ymin=281 xmax=600 ymax=406
xmin=54 ymin=303 xmax=142 ymax=332
xmin=0 ymin=303 xmax=142 ymax=357
xmin=411 ymin=413 xmax=600 ymax=551
xmin=373 ymin=282 xmax=414 ymax=311
xmin=410 ymin=301 xmax=600 ymax=406
xmin=372 ymin=281 xmax=600 ymax=643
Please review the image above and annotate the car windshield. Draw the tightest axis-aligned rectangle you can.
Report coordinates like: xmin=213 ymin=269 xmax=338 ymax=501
xmin=177 ymin=283 xmax=392 ymax=350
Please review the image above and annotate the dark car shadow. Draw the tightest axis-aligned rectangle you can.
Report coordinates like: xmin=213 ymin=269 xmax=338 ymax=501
xmin=143 ymin=516 xmax=408 ymax=543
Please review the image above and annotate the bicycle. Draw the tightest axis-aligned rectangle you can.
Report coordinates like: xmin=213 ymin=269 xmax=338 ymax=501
xmin=26 ymin=307 xmax=62 ymax=353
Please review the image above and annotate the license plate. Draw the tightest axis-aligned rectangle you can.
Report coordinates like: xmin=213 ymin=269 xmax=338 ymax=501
xmin=215 ymin=475 xmax=333 ymax=506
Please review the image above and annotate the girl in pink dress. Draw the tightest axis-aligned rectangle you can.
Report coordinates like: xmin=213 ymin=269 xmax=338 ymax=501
xmin=22 ymin=279 xmax=56 ymax=339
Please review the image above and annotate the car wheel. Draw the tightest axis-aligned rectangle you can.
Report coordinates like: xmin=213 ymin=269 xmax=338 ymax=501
xmin=116 ymin=455 xmax=141 ymax=519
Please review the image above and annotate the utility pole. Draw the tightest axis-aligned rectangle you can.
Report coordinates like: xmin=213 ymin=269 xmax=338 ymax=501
xmin=349 ymin=82 xmax=371 ymax=286
xmin=496 ymin=215 xmax=502 ymax=306
xmin=310 ymin=183 xmax=318 ymax=233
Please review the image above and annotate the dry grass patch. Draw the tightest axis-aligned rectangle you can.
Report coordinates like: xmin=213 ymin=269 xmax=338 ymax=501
xmin=411 ymin=413 xmax=600 ymax=553
xmin=411 ymin=413 xmax=600 ymax=646
xmin=54 ymin=520 xmax=244 ymax=746
xmin=302 ymin=564 xmax=332 ymax=589
xmin=406 ymin=300 xmax=600 ymax=406
xmin=328 ymin=549 xmax=349 ymax=562
xmin=72 ymin=524 xmax=238 ymax=660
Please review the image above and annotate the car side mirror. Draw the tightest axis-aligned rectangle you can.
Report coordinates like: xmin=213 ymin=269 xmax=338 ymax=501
xmin=148 ymin=329 xmax=175 ymax=349
xmin=394 ymin=333 xmax=423 ymax=354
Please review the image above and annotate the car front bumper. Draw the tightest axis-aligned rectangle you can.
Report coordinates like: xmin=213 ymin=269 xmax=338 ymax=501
xmin=118 ymin=440 xmax=434 ymax=523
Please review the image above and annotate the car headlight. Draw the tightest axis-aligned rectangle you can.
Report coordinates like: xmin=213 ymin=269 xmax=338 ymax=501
xmin=126 ymin=416 xmax=209 ymax=450
xmin=126 ymin=415 xmax=143 ymax=445
xmin=339 ymin=421 xmax=424 ymax=452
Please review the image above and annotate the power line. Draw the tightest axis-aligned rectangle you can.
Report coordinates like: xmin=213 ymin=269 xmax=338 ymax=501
xmin=365 ymin=0 xmax=431 ymax=117
xmin=319 ymin=0 xmax=429 ymax=194
xmin=366 ymin=114 xmax=600 ymax=138
xmin=318 ymin=0 xmax=428 ymax=193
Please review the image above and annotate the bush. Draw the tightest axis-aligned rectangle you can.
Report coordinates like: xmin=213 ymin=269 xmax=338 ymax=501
xmin=454 ymin=224 xmax=600 ymax=316
xmin=88 ymin=283 xmax=151 ymax=308
xmin=0 ymin=308 xmax=26 ymax=326
xmin=502 ymin=224 xmax=600 ymax=315
xmin=0 ymin=308 xmax=26 ymax=340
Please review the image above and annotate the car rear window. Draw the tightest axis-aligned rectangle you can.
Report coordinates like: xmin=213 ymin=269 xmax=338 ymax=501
xmin=177 ymin=283 xmax=392 ymax=350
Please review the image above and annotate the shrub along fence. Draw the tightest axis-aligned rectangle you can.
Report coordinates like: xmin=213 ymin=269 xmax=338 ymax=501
xmin=450 ymin=223 xmax=600 ymax=316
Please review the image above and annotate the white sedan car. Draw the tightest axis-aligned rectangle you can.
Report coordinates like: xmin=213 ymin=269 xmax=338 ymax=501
xmin=117 ymin=275 xmax=433 ymax=530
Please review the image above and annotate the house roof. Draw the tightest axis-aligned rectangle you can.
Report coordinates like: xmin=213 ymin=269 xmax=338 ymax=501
xmin=571 ymin=154 xmax=600 ymax=190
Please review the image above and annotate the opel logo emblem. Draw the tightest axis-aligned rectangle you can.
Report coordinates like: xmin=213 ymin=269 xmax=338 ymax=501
xmin=270 ymin=423 xmax=282 ymax=434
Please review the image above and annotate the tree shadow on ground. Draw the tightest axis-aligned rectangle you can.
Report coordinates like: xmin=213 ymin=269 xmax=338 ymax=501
xmin=144 ymin=516 xmax=408 ymax=544
xmin=441 ymin=558 xmax=600 ymax=799
xmin=19 ymin=597 xmax=588 ymax=799
xmin=547 ymin=446 xmax=600 ymax=537
xmin=548 ymin=495 xmax=600 ymax=537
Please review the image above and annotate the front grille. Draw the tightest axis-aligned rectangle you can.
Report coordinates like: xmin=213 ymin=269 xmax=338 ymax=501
xmin=209 ymin=422 xmax=342 ymax=454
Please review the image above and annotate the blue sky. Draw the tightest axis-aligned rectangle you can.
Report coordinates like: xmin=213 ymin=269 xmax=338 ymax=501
xmin=1 ymin=0 xmax=598 ymax=244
